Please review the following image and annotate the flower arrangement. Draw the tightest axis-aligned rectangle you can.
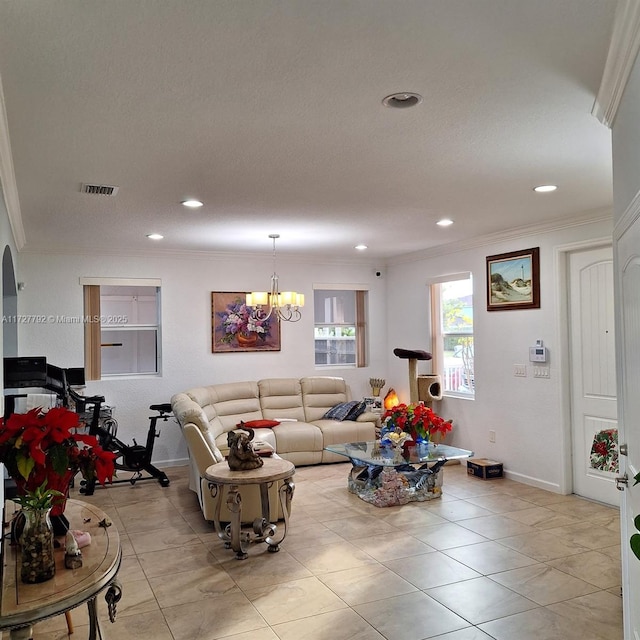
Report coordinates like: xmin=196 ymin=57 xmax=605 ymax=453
xmin=217 ymin=297 xmax=272 ymax=344
xmin=589 ymin=428 xmax=618 ymax=473
xmin=382 ymin=402 xmax=453 ymax=443
xmin=0 ymin=407 xmax=116 ymax=514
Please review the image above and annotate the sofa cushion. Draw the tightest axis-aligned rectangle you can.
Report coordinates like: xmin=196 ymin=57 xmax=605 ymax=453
xmin=316 ymin=419 xmax=377 ymax=463
xmin=204 ymin=381 xmax=263 ymax=432
xmin=323 ymin=400 xmax=366 ymax=421
xmin=272 ymin=421 xmax=323 ymax=454
xmin=258 ymin=378 xmax=307 ymax=421
xmin=300 ymin=376 xmax=350 ymax=422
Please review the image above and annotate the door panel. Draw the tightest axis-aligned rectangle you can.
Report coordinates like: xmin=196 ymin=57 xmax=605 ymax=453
xmin=617 ymin=221 xmax=640 ymax=640
xmin=569 ymin=247 xmax=619 ymax=505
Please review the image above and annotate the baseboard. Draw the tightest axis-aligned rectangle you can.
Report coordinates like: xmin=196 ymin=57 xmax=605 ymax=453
xmin=503 ymin=469 xmax=563 ymax=494
xmin=153 ymin=457 xmax=190 ymax=468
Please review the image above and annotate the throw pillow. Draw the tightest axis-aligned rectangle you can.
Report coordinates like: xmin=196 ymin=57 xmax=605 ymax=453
xmin=323 ymin=400 xmax=365 ymax=421
xmin=346 ymin=400 xmax=367 ymax=420
xmin=237 ymin=419 xmax=280 ymax=429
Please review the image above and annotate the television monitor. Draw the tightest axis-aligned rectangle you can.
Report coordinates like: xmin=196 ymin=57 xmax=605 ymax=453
xmin=3 ymin=356 xmax=47 ymax=389
xmin=65 ymin=367 xmax=85 ymax=387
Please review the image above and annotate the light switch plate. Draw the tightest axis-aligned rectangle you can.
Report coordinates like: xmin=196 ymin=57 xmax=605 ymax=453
xmin=513 ymin=364 xmax=527 ymax=377
xmin=533 ymin=366 xmax=550 ymax=378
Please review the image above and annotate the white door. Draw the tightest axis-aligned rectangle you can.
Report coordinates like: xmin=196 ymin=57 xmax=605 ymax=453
xmin=615 ymin=217 xmax=640 ymax=640
xmin=569 ymin=246 xmax=619 ymax=506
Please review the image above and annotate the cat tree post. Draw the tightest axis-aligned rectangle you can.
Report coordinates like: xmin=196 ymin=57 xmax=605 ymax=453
xmin=393 ymin=348 xmax=432 ymax=404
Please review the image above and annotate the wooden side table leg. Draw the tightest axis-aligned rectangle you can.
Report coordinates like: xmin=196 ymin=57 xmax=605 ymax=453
xmin=65 ymin=610 xmax=74 ymax=634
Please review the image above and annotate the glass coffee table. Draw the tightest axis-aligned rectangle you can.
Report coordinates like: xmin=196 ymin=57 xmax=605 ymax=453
xmin=325 ymin=441 xmax=474 ymax=507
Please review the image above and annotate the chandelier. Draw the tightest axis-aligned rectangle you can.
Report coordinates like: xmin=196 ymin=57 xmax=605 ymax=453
xmin=246 ymin=234 xmax=304 ymax=322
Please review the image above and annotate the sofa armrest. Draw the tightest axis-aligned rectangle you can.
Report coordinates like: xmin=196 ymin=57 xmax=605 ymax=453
xmin=183 ymin=423 xmax=223 ymax=473
xmin=357 ymin=411 xmax=381 ymax=424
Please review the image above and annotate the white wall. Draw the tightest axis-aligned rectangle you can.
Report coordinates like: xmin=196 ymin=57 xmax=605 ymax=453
xmin=385 ymin=216 xmax=613 ymax=492
xmin=16 ymin=251 xmax=388 ymax=466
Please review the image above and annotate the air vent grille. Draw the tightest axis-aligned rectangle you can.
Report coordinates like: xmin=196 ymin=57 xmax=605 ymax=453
xmin=81 ymin=183 xmax=119 ymax=196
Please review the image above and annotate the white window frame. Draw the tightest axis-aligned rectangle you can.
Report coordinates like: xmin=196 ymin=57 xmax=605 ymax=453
xmin=80 ymin=277 xmax=162 ymax=380
xmin=429 ymin=273 xmax=474 ymax=399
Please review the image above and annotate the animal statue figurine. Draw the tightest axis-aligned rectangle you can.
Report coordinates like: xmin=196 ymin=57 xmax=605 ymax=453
xmin=227 ymin=425 xmax=264 ymax=471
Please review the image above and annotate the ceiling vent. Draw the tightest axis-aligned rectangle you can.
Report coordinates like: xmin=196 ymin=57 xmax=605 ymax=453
xmin=81 ymin=183 xmax=119 ymax=196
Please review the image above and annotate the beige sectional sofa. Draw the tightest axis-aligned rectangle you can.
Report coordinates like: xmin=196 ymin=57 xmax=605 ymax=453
xmin=171 ymin=376 xmax=378 ymax=522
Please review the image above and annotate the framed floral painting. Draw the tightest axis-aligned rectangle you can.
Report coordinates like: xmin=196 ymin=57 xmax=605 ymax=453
xmin=211 ymin=292 xmax=281 ymax=352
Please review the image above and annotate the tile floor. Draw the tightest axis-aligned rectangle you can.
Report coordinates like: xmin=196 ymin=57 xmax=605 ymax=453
xmin=29 ymin=462 xmax=623 ymax=640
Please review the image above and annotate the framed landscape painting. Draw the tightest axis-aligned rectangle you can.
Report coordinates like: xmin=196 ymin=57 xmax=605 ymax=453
xmin=211 ymin=292 xmax=281 ymax=352
xmin=486 ymin=247 xmax=540 ymax=311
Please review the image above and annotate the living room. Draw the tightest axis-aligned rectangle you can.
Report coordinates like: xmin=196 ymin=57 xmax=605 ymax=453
xmin=4 ymin=1 xmax=640 ymax=638
xmin=0 ymin=1 xmax=618 ymax=502
xmin=7 ymin=208 xmax=613 ymax=496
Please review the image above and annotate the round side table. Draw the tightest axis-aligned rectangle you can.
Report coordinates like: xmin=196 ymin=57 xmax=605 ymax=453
xmin=205 ymin=457 xmax=295 ymax=559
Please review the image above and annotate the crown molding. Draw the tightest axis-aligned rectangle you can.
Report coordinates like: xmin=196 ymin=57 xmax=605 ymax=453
xmin=613 ymin=183 xmax=640 ymax=240
xmin=387 ymin=208 xmax=613 ymax=266
xmin=0 ymin=74 xmax=26 ymax=249
xmin=17 ymin=242 xmax=380 ymax=268
xmin=592 ymin=0 xmax=640 ymax=128
xmin=19 ymin=209 xmax=611 ymax=267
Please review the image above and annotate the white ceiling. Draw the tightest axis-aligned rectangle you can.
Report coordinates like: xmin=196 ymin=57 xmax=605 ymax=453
xmin=0 ymin=0 xmax=617 ymax=261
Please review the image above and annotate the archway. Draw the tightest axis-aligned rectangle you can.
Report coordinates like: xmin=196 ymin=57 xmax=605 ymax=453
xmin=2 ymin=245 xmax=17 ymax=357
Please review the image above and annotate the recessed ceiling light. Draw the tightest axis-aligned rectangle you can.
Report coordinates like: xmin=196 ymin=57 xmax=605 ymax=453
xmin=355 ymin=244 xmax=368 ymax=251
xmin=182 ymin=199 xmax=204 ymax=208
xmin=146 ymin=233 xmax=164 ymax=240
xmin=382 ymin=92 xmax=423 ymax=109
xmin=533 ymin=185 xmax=557 ymax=193
xmin=436 ymin=218 xmax=454 ymax=227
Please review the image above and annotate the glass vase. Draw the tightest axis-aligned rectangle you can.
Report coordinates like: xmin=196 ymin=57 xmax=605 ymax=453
xmin=20 ymin=507 xmax=56 ymax=583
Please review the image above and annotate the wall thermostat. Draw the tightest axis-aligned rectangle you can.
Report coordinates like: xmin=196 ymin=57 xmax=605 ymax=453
xmin=529 ymin=339 xmax=548 ymax=363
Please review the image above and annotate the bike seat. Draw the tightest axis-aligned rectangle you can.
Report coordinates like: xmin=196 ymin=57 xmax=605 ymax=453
xmin=150 ymin=403 xmax=172 ymax=413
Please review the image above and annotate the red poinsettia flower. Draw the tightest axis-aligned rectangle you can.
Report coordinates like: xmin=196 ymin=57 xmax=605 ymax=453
xmin=0 ymin=407 xmax=116 ymax=512
xmin=382 ymin=402 xmax=453 ymax=441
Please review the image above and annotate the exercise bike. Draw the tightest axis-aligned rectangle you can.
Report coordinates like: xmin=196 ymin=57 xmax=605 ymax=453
xmin=67 ymin=387 xmax=172 ymax=496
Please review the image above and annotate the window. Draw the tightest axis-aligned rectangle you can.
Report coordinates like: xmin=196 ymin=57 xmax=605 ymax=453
xmin=81 ymin=278 xmax=161 ymax=380
xmin=431 ymin=275 xmax=474 ymax=397
xmin=314 ymin=289 xmax=367 ymax=367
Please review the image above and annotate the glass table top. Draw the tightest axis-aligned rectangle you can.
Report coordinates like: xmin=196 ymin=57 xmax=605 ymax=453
xmin=325 ymin=441 xmax=474 ymax=468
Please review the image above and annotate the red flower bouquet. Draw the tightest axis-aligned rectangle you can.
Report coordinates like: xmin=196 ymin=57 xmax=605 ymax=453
xmin=382 ymin=402 xmax=453 ymax=442
xmin=0 ymin=407 xmax=116 ymax=515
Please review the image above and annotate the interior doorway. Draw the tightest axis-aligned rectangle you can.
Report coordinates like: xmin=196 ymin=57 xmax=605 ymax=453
xmin=2 ymin=245 xmax=17 ymax=357
xmin=567 ymin=244 xmax=619 ymax=506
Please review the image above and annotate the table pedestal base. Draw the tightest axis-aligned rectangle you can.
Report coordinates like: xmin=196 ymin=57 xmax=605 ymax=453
xmin=211 ymin=477 xmax=295 ymax=560
xmin=347 ymin=464 xmax=444 ymax=507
